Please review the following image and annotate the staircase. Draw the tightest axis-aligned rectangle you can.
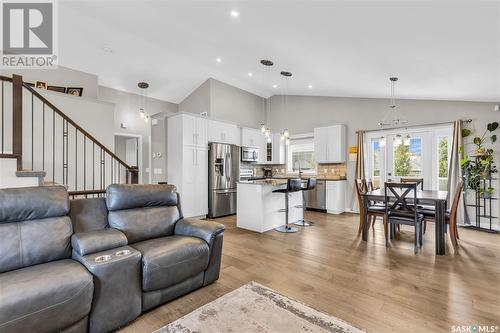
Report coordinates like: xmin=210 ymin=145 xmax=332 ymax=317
xmin=0 ymin=74 xmax=139 ymax=197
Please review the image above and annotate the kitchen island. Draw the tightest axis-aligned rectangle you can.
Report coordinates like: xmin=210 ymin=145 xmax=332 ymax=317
xmin=236 ymin=179 xmax=303 ymax=233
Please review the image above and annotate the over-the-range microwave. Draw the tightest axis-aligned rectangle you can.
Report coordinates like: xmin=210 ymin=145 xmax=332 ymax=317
xmin=241 ymin=147 xmax=259 ymax=162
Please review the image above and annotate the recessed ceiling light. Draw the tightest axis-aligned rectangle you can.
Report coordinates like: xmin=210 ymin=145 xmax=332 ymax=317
xmin=248 ymin=72 xmax=253 ymax=77
xmin=216 ymin=57 xmax=222 ymax=63
xmin=230 ymin=10 xmax=240 ymax=17
xmin=308 ymin=84 xmax=313 ymax=89
xmin=272 ymin=84 xmax=278 ymax=88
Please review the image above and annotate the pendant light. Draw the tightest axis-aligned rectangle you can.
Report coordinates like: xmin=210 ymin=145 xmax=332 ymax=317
xmin=378 ymin=77 xmax=408 ymax=127
xmin=138 ymin=81 xmax=149 ymax=123
xmin=260 ymin=60 xmax=274 ymax=136
xmin=280 ymin=71 xmax=292 ymax=145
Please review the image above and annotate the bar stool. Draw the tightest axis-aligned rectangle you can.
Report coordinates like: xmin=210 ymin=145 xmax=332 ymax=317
xmin=274 ymin=178 xmax=302 ymax=233
xmin=294 ymin=178 xmax=316 ymax=227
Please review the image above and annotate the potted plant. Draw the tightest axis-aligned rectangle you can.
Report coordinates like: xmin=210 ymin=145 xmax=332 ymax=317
xmin=462 ymin=121 xmax=498 ymax=156
xmin=480 ymin=187 xmax=494 ymax=199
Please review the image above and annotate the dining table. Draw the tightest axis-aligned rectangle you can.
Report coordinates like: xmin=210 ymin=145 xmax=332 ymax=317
xmin=361 ymin=188 xmax=448 ymax=255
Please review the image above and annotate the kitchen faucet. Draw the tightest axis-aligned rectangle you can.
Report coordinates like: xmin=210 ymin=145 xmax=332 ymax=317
xmin=294 ymin=160 xmax=303 ymax=178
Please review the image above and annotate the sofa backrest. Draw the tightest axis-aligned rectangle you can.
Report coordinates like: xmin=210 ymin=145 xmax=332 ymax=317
xmin=106 ymin=184 xmax=181 ymax=243
xmin=0 ymin=186 xmax=72 ymax=273
xmin=69 ymin=197 xmax=109 ymax=233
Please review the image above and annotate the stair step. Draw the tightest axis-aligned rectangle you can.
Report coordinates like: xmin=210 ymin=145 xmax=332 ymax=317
xmin=16 ymin=170 xmax=46 ymax=178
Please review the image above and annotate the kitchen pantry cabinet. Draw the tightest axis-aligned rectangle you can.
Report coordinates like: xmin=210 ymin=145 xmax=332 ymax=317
xmin=208 ymin=119 xmax=240 ymax=146
xmin=241 ymin=128 xmax=264 ymax=148
xmin=314 ymin=125 xmax=346 ymax=163
xmin=167 ymin=113 xmax=208 ymax=217
xmin=326 ymin=180 xmax=346 ymax=214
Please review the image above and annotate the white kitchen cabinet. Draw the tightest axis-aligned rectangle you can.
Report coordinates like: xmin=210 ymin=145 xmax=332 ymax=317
xmin=326 ymin=180 xmax=346 ymax=214
xmin=241 ymin=128 xmax=264 ymax=148
xmin=258 ymin=133 xmax=285 ymax=165
xmin=208 ymin=119 xmax=240 ymax=146
xmin=167 ymin=113 xmax=208 ymax=217
xmin=314 ymin=124 xmax=346 ymax=163
xmin=182 ymin=113 xmax=207 ymax=147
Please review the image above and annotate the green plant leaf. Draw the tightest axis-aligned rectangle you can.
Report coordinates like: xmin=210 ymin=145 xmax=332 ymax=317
xmin=462 ymin=128 xmax=471 ymax=137
xmin=491 ymin=134 xmax=497 ymax=143
xmin=473 ymin=137 xmax=482 ymax=145
xmin=487 ymin=122 xmax=498 ymax=132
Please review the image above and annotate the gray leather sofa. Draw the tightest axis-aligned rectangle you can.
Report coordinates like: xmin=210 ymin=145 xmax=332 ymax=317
xmin=0 ymin=186 xmax=94 ymax=333
xmin=0 ymin=184 xmax=225 ymax=333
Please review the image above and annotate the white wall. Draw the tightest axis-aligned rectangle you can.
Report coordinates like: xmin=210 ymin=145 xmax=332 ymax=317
xmin=178 ymin=79 xmax=210 ymax=116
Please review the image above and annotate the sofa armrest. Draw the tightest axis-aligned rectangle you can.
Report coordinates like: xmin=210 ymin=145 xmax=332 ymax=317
xmin=174 ymin=218 xmax=225 ymax=247
xmin=71 ymin=228 xmax=128 ymax=256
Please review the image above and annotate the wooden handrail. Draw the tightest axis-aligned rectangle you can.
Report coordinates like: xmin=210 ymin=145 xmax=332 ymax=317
xmin=0 ymin=75 xmax=13 ymax=82
xmin=22 ymin=81 xmax=134 ymax=171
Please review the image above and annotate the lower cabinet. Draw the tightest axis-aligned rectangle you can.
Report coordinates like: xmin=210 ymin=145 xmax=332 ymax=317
xmin=326 ymin=180 xmax=346 ymax=214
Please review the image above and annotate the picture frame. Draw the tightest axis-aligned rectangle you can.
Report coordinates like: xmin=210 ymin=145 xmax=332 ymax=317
xmin=35 ymin=81 xmax=47 ymax=89
xmin=66 ymin=87 xmax=83 ymax=97
xmin=47 ymin=86 xmax=66 ymax=93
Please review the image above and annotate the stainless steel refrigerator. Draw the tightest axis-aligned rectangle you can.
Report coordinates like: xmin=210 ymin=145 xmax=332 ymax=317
xmin=208 ymin=143 xmax=240 ymax=218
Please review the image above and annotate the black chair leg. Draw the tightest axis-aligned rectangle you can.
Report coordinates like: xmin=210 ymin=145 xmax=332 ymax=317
xmin=419 ymin=223 xmax=423 ymax=247
xmin=385 ymin=222 xmax=389 ymax=247
xmin=414 ymin=224 xmax=419 ymax=254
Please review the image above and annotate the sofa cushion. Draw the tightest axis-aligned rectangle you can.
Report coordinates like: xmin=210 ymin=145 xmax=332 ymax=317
xmin=132 ymin=236 xmax=210 ymax=292
xmin=106 ymin=184 xmax=178 ymax=211
xmin=0 ymin=186 xmax=69 ymax=223
xmin=0 ymin=216 xmax=73 ymax=273
xmin=69 ymin=197 xmax=109 ymax=233
xmin=108 ymin=206 xmax=180 ymax=243
xmin=0 ymin=259 xmax=93 ymax=333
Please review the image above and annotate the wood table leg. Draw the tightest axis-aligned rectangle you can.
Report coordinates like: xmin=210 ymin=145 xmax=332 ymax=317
xmin=362 ymin=195 xmax=369 ymax=241
xmin=435 ymin=200 xmax=446 ymax=255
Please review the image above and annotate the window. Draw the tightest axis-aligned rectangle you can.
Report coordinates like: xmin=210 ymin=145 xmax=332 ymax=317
xmin=287 ymin=138 xmax=316 ymax=174
xmin=371 ymin=139 xmax=381 ymax=188
xmin=393 ymin=137 xmax=422 ymax=177
xmin=437 ymin=136 xmax=449 ymax=191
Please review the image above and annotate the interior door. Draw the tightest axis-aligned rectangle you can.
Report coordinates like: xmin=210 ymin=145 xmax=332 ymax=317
xmin=125 ymin=138 xmax=138 ymax=167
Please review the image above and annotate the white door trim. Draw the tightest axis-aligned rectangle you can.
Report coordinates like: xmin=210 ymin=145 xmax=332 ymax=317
xmin=114 ymin=132 xmax=143 ymax=184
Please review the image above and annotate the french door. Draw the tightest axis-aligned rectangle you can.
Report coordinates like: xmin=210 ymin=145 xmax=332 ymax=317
xmin=365 ymin=126 xmax=452 ymax=191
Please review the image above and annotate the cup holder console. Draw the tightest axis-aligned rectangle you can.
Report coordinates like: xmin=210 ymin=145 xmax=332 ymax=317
xmin=115 ymin=250 xmax=131 ymax=256
xmin=94 ymin=255 xmax=112 ymax=263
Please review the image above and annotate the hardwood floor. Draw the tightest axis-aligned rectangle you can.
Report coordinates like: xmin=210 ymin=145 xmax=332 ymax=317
xmin=119 ymin=212 xmax=500 ymax=333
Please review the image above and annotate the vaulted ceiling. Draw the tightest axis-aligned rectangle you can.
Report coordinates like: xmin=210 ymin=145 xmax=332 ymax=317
xmin=59 ymin=1 xmax=499 ymax=103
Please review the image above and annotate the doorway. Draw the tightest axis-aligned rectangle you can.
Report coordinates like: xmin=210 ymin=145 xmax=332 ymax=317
xmin=365 ymin=125 xmax=452 ymax=191
xmin=114 ymin=133 xmax=142 ymax=184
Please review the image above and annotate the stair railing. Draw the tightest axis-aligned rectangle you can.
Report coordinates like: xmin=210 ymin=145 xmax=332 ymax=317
xmin=0 ymin=74 xmax=139 ymax=197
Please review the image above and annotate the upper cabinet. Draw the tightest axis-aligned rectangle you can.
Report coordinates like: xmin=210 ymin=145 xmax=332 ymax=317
xmin=259 ymin=133 xmax=285 ymax=165
xmin=314 ymin=124 xmax=346 ymax=163
xmin=241 ymin=128 xmax=264 ymax=148
xmin=208 ymin=119 xmax=240 ymax=146
xmin=179 ymin=113 xmax=207 ymax=147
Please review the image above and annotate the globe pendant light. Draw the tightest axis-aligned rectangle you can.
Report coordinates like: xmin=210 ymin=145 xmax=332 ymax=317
xmin=378 ymin=77 xmax=408 ymax=127
xmin=138 ymin=81 xmax=150 ymax=123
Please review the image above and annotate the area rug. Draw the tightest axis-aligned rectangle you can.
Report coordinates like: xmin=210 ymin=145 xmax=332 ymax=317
xmin=155 ymin=282 xmax=365 ymax=333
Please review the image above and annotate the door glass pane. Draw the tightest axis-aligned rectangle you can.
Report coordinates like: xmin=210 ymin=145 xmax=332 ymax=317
xmin=372 ymin=139 xmax=381 ymax=188
xmin=438 ymin=136 xmax=449 ymax=191
xmin=393 ymin=138 xmax=422 ymax=177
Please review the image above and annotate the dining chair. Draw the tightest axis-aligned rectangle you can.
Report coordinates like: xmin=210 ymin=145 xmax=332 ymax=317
xmin=355 ymin=179 xmax=387 ymax=236
xmin=384 ymin=182 xmax=424 ymax=254
xmin=423 ymin=181 xmax=463 ymax=252
xmin=400 ymin=177 xmax=424 ymax=190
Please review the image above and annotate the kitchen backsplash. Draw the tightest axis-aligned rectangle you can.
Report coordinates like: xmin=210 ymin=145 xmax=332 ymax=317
xmin=249 ymin=163 xmax=347 ymax=178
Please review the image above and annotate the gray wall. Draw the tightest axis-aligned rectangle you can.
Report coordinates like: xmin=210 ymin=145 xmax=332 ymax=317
xmin=114 ymin=136 xmax=127 ymax=162
xmin=98 ymin=86 xmax=178 ymax=184
xmin=151 ymin=113 xmax=170 ymax=184
xmin=178 ymin=79 xmax=211 ymax=116
xmin=268 ymin=94 xmax=500 ymax=210
xmin=0 ymin=66 xmax=99 ymax=98
xmin=178 ymin=78 xmax=264 ymax=128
